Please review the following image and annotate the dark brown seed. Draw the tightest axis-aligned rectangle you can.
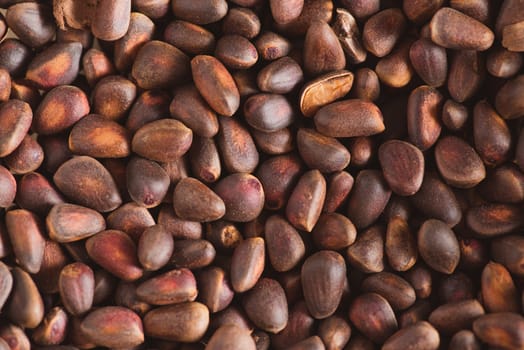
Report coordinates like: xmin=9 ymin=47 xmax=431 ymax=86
xmin=479 ymin=164 xmax=524 ymax=203
xmin=399 ymin=300 xmax=433 ymax=328
xmin=448 ymin=50 xmax=485 ymax=103
xmin=92 ymin=75 xmax=137 ymax=121
xmin=312 ymin=212 xmax=356 ymax=251
xmin=25 ymin=42 xmax=82 ymax=90
xmin=450 ymin=0 xmax=490 ymax=23
xmin=252 ymin=127 xmax=295 ymax=155
xmin=6 ymin=3 xmax=55 ymax=48
xmin=217 ymin=116 xmax=259 ymax=173
xmin=318 ymin=315 xmax=351 ymax=350
xmin=69 ymin=114 xmax=130 ymax=158
xmin=171 ymin=0 xmax=227 ymax=24
xmin=481 ymin=262 xmax=520 ymax=313
xmin=382 ymin=321 xmax=439 ymax=350
xmin=173 ymin=177 xmax=225 ymax=222
xmin=171 ymin=239 xmax=216 ymax=269
xmin=206 ymin=325 xmax=256 ymax=350
xmin=158 ymin=205 xmax=202 ymax=240
xmin=274 ymin=0 xmax=333 ymax=37
xmin=271 ymin=301 xmax=314 ymax=349
xmin=472 ymin=312 xmax=524 ymax=350
xmin=243 ymin=278 xmax=288 ymax=334
xmin=265 ymin=215 xmax=305 ymax=272
xmin=137 ymin=224 xmax=174 ymax=271
xmin=378 ymin=140 xmax=424 ymax=196
xmin=0 ymin=261 xmax=13 ymax=310
xmin=442 ymin=99 xmax=468 ymax=131
xmin=230 ymin=237 xmax=265 ymax=293
xmin=0 ymin=99 xmax=32 ymax=157
xmin=491 ymin=235 xmax=524 ymax=276
xmin=255 ymin=32 xmax=292 ymax=61
xmin=6 ymin=209 xmax=45 ymax=274
xmin=466 ymin=203 xmax=522 ymax=237
xmin=214 ymin=173 xmax=265 ymax=222
xmin=189 ymin=137 xmax=221 ymax=183
xmin=349 ymin=293 xmax=398 ymax=344
xmin=126 ymin=90 xmax=171 ymax=133
xmin=107 ymin=202 xmax=155 ymax=241
xmin=82 ymin=48 xmax=116 ymax=87
xmin=346 ymin=170 xmax=391 ymax=229
xmin=435 ymin=136 xmax=486 ymax=188
xmin=430 ymin=7 xmax=494 ymax=50
xmin=403 ymin=0 xmax=444 ymax=24
xmin=286 ymin=169 xmax=326 ymax=232
xmin=299 ymin=70 xmax=353 ymax=117
xmin=137 ymin=268 xmax=197 ymax=305
xmin=222 ymin=7 xmax=261 ymax=39
xmin=347 ymin=225 xmax=385 ymax=273
xmin=131 ymin=40 xmax=190 ymax=90
xmin=256 ymin=154 xmax=302 ymax=210
xmin=375 ymin=41 xmax=414 ymax=88
xmin=86 ymin=230 xmax=143 ymax=281
xmin=385 ymin=217 xmax=417 ymax=272
xmin=31 ymin=307 xmax=68 ymax=346
xmin=90 ymin=0 xmax=132 ymax=41
xmin=3 ymin=135 xmax=43 ymax=174
xmin=409 ymin=38 xmax=447 ymax=87
xmin=113 ymin=12 xmax=155 ymax=72
xmin=81 ymin=306 xmax=144 ymax=348
xmin=303 ymin=20 xmax=346 ymax=76
xmin=323 ymin=171 xmax=354 ymax=213
xmin=170 ymin=84 xmax=219 ymax=138
xmin=164 ymin=20 xmax=216 ymax=55
xmin=132 ymin=0 xmax=170 ymax=19
xmin=487 ymin=47 xmax=523 ymax=78
xmin=144 ymin=302 xmax=209 ymax=342
xmin=407 ymin=85 xmax=443 ymax=151
xmin=197 ymin=267 xmax=234 ymax=313
xmin=361 ymin=272 xmax=416 ymax=311
xmin=363 ymin=9 xmax=406 ymax=58
xmin=302 ymin=251 xmax=346 ymax=319
xmin=418 ymin=219 xmax=460 ymax=274
xmin=58 ymin=262 xmax=94 ymax=315
xmin=473 ymin=100 xmax=511 ymax=166
xmin=244 ymin=93 xmax=294 ymax=132
xmin=54 ymin=156 xmax=122 ymax=212
xmin=215 ymin=35 xmax=258 ymax=70
xmin=428 ymin=299 xmax=485 ymax=334
xmin=47 ymin=203 xmax=105 ymax=243
xmin=297 ymin=128 xmax=350 ymax=173
xmin=132 ymin=119 xmax=193 ymax=163
xmin=269 ymin=0 xmax=303 ymax=24
xmin=495 ymin=74 xmax=524 ymax=119
xmin=351 ymin=68 xmax=379 ymax=101
xmin=191 ymin=55 xmax=240 ymax=117
xmin=205 ymin=220 xmax=242 ymax=252
xmin=6 ymin=267 xmax=44 ymax=329
xmin=257 ymin=56 xmax=303 ymax=94
xmin=314 ymin=99 xmax=384 ymax=138
xmin=0 ymin=39 xmax=32 ymax=77
xmin=410 ymin=172 xmax=462 ymax=227
xmin=449 ymin=330 xmax=481 ymax=350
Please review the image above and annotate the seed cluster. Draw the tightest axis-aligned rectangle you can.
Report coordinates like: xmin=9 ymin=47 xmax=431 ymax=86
xmin=0 ymin=0 xmax=523 ymax=349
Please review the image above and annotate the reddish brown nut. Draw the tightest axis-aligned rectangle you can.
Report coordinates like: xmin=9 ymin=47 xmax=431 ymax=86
xmin=243 ymin=278 xmax=288 ymax=334
xmin=58 ymin=262 xmax=95 ymax=315
xmin=6 ymin=267 xmax=45 ymax=329
xmin=473 ymin=312 xmax=524 ymax=350
xmin=349 ymin=293 xmax=398 ymax=344
xmin=265 ymin=215 xmax=305 ymax=272
xmin=382 ymin=321 xmax=439 ymax=350
xmin=47 ymin=203 xmax=105 ymax=243
xmin=286 ymin=169 xmax=326 ymax=232
xmin=428 ymin=299 xmax=485 ymax=334
xmin=206 ymin=325 xmax=256 ymax=350
xmin=418 ymin=219 xmax=460 ymax=274
xmin=347 ymin=225 xmax=385 ymax=273
xmin=136 ymin=268 xmax=197 ymax=305
xmin=230 ymin=237 xmax=265 ymax=293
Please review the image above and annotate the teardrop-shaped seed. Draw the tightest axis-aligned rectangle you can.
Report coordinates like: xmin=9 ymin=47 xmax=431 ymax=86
xmin=409 ymin=38 xmax=447 ymax=87
xmin=6 ymin=3 xmax=55 ymax=48
xmin=430 ymin=7 xmax=494 ymax=51
xmin=363 ymin=8 xmax=406 ymax=57
xmin=257 ymin=56 xmax=303 ymax=94
xmin=297 ymin=128 xmax=351 ymax=173
xmin=347 ymin=225 xmax=385 ymax=273
xmin=191 ymin=55 xmax=240 ymax=117
xmin=53 ymin=156 xmax=122 ymax=212
xmin=69 ymin=114 xmax=131 ymax=158
xmin=0 ymin=99 xmax=32 ymax=157
xmin=173 ymin=177 xmax=225 ymax=222
xmin=25 ymin=42 xmax=82 ymax=90
xmin=407 ymin=85 xmax=443 ymax=151
xmin=491 ymin=235 xmax=524 ymax=276
xmin=303 ymin=20 xmax=345 ymax=76
xmin=136 ymin=268 xmax=197 ymax=305
xmin=6 ymin=267 xmax=44 ymax=329
xmin=435 ymin=136 xmax=486 ymax=188
xmin=473 ymin=313 xmax=524 ymax=350
xmin=206 ymin=325 xmax=256 ymax=350
xmin=349 ymin=293 xmax=398 ymax=344
xmin=230 ymin=237 xmax=265 ymax=292
xmin=58 ymin=262 xmax=95 ymax=316
xmin=265 ymin=215 xmax=305 ymax=272
xmin=481 ymin=262 xmax=520 ymax=313
xmin=214 ymin=173 xmax=264 ymax=222
xmin=383 ymin=321 xmax=439 ymax=350
xmin=86 ymin=230 xmax=143 ymax=281
xmin=495 ymin=74 xmax=524 ymax=119
xmin=428 ymin=299 xmax=485 ymax=334
xmin=314 ymin=99 xmax=384 ymax=138
xmin=302 ymin=251 xmax=346 ymax=319
xmin=6 ymin=209 xmax=46 ymax=274
xmin=379 ymin=140 xmax=424 ymax=196
xmin=217 ymin=116 xmax=259 ymax=174
xmin=473 ymin=100 xmax=511 ymax=166
xmin=286 ymin=169 xmax=326 ymax=232
xmin=466 ymin=203 xmax=522 ymax=237
xmin=47 ymin=203 xmax=106 ymax=243
xmin=244 ymin=93 xmax=294 ymax=132
xmin=126 ymin=157 xmax=170 ymax=208
xmin=243 ymin=278 xmax=288 ymax=334
xmin=418 ymin=219 xmax=460 ymax=274
xmin=361 ymin=272 xmax=416 ymax=311
xmin=385 ymin=216 xmax=417 ymax=272
xmin=312 ymin=212 xmax=356 ymax=251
